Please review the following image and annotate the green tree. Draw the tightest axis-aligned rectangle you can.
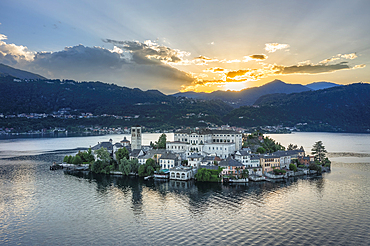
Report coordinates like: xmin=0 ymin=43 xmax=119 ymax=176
xmin=138 ymin=158 xmax=158 ymax=177
xmin=130 ymin=159 xmax=140 ymax=173
xmin=256 ymin=147 xmax=266 ymax=154
xmin=153 ymin=133 xmax=167 ymax=149
xmin=82 ymin=148 xmax=95 ymax=163
xmin=95 ymin=147 xmax=111 ymax=164
xmin=289 ymin=163 xmax=297 ymax=172
xmin=63 ymin=155 xmax=69 ymax=163
xmin=287 ymin=143 xmax=298 ymax=150
xmin=195 ymin=168 xmax=211 ymax=181
xmin=311 ymin=141 xmax=327 ymax=163
xmin=241 ymin=169 xmax=249 ymax=179
xmin=72 ymin=155 xmax=83 ymax=164
xmin=195 ymin=167 xmax=222 ymax=182
xmin=116 ymin=147 xmax=129 ymax=162
xmin=323 ymin=158 xmax=331 ymax=168
xmin=119 ymin=158 xmax=131 ymax=175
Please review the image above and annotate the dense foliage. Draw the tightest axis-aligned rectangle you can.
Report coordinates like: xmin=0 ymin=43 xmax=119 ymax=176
xmin=63 ymin=149 xmax=95 ymax=164
xmin=119 ymin=158 xmax=140 ymax=176
xmin=2 ymin=76 xmax=369 ymax=133
xmin=150 ymin=133 xmax=167 ymax=149
xmin=195 ymin=167 xmax=223 ymax=182
xmin=115 ymin=147 xmax=129 ymax=161
xmin=223 ymin=83 xmax=370 ymax=132
xmin=138 ymin=158 xmax=160 ymax=177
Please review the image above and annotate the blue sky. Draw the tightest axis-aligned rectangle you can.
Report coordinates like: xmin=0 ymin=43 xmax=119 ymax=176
xmin=1 ymin=0 xmax=369 ymax=93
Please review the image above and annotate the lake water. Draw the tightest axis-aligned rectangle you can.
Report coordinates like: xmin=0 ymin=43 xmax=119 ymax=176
xmin=0 ymin=132 xmax=369 ymax=245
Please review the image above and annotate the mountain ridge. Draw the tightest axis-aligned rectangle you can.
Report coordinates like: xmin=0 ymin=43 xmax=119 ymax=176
xmin=0 ymin=63 xmax=46 ymax=80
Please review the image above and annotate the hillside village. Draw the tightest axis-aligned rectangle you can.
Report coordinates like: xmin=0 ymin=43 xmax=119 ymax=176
xmin=63 ymin=125 xmax=331 ymax=183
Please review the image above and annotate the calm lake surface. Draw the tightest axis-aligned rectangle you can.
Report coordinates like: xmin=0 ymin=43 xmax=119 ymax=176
xmin=0 ymin=132 xmax=369 ymax=245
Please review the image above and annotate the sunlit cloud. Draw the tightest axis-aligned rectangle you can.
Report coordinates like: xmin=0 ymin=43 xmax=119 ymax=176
xmin=0 ymin=34 xmax=35 ymax=64
xmin=104 ymin=38 xmax=191 ymax=65
xmin=204 ymin=67 xmax=226 ymax=73
xmin=265 ymin=43 xmax=290 ymax=53
xmin=320 ymin=53 xmax=358 ymax=64
xmin=223 ymin=59 xmax=241 ymax=63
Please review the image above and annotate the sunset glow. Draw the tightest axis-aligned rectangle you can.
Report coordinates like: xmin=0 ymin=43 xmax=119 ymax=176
xmin=0 ymin=1 xmax=369 ymax=93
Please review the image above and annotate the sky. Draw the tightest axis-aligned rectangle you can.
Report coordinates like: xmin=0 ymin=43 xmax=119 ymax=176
xmin=0 ymin=0 xmax=369 ymax=94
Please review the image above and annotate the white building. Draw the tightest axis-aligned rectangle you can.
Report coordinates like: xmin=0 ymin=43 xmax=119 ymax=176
xmin=170 ymin=166 xmax=195 ymax=181
xmin=159 ymin=152 xmax=179 ymax=169
xmin=187 ymin=153 xmax=203 ymax=168
xmin=167 ymin=128 xmax=242 ymax=158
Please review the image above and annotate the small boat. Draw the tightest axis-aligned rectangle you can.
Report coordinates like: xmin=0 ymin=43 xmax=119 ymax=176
xmin=229 ymin=178 xmax=248 ymax=183
xmin=153 ymin=169 xmax=170 ymax=179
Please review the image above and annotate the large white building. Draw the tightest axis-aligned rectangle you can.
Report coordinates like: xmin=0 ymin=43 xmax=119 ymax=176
xmin=167 ymin=129 xmax=242 ymax=159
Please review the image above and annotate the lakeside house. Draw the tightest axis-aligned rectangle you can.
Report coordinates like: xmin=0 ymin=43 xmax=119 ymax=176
xmin=170 ymin=166 xmax=195 ymax=181
xmin=219 ymin=157 xmax=246 ymax=176
xmin=187 ymin=153 xmax=203 ymax=168
xmin=159 ymin=152 xmax=180 ymax=169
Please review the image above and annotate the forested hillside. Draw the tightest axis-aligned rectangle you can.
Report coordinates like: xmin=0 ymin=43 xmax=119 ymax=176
xmin=223 ymin=83 xmax=370 ymax=132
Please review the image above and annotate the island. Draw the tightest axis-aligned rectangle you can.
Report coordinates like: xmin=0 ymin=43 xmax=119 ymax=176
xmin=55 ymin=125 xmax=331 ymax=183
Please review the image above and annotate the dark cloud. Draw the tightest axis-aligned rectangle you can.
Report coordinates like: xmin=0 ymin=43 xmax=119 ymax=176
xmin=0 ymin=40 xmax=194 ymax=93
xmin=274 ymin=62 xmax=352 ymax=74
xmin=194 ymin=55 xmax=212 ymax=60
xmin=30 ymin=45 xmax=127 ymax=72
xmin=249 ymin=54 xmax=267 ymax=60
xmin=103 ymin=39 xmax=187 ymax=65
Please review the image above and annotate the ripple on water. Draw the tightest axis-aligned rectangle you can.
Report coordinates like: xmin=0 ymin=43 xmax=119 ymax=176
xmin=1 ymin=158 xmax=370 ymax=245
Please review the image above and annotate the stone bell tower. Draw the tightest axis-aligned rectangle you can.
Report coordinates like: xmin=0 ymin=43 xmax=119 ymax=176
xmin=131 ymin=125 xmax=142 ymax=150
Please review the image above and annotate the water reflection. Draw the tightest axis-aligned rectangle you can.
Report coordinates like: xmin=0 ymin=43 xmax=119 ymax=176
xmin=64 ymin=171 xmax=326 ymax=215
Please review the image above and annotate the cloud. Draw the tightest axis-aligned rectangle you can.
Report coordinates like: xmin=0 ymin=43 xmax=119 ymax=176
xmin=194 ymin=55 xmax=212 ymax=60
xmin=204 ymin=67 xmax=225 ymax=73
xmin=243 ymin=54 xmax=268 ymax=62
xmin=0 ymin=34 xmax=194 ymax=93
xmin=227 ymin=69 xmax=249 ymax=78
xmin=265 ymin=43 xmax=290 ymax=53
xmin=320 ymin=53 xmax=357 ymax=64
xmin=103 ymin=39 xmax=190 ymax=65
xmin=273 ymin=62 xmax=365 ymax=75
xmin=0 ymin=34 xmax=35 ymax=65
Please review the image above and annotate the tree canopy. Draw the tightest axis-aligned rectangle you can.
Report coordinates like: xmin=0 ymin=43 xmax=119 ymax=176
xmin=151 ymin=133 xmax=167 ymax=149
xmin=138 ymin=158 xmax=159 ymax=177
xmin=311 ymin=141 xmax=327 ymax=163
xmin=115 ymin=147 xmax=129 ymax=162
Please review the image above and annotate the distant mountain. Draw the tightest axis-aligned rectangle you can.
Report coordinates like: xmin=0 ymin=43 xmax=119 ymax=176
xmin=0 ymin=75 xmax=233 ymax=129
xmin=305 ymin=82 xmax=342 ymax=90
xmin=0 ymin=63 xmax=46 ymax=80
xmin=172 ymin=80 xmax=311 ymax=107
xmin=224 ymin=83 xmax=370 ymax=133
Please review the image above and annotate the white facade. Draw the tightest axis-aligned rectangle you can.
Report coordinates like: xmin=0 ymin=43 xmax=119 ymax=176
xmin=235 ymin=151 xmax=260 ymax=168
xmin=160 ymin=158 xmax=176 ymax=169
xmin=170 ymin=167 xmax=194 ymax=181
xmin=279 ymin=155 xmax=291 ymax=169
xmin=166 ymin=142 xmax=235 ymax=159
xmin=173 ymin=129 xmax=242 ymax=150
xmin=187 ymin=154 xmax=203 ymax=168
